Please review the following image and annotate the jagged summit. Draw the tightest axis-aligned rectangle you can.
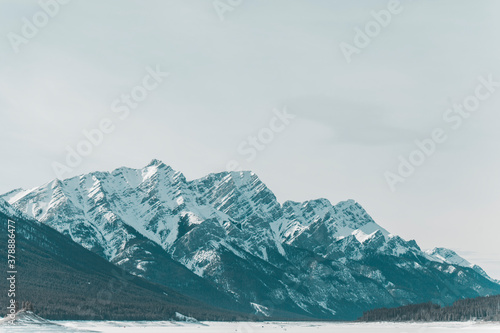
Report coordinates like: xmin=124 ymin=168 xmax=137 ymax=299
xmin=426 ymin=248 xmax=472 ymax=267
xmin=147 ymin=158 xmax=166 ymax=167
xmin=1 ymin=188 xmax=24 ymax=199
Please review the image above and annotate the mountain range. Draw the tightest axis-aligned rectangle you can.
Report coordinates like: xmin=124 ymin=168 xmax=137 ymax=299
xmin=2 ymin=160 xmax=499 ymax=320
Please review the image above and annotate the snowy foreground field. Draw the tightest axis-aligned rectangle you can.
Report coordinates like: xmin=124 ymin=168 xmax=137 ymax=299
xmin=2 ymin=321 xmax=500 ymax=333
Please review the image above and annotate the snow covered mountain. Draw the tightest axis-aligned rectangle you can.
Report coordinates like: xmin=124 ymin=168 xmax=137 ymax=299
xmin=3 ymin=160 xmax=500 ymax=320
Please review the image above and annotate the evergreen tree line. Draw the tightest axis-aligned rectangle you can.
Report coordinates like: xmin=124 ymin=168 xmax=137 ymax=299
xmin=359 ymin=295 xmax=500 ymax=322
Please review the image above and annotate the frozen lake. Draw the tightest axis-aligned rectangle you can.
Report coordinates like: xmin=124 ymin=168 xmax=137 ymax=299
xmin=2 ymin=321 xmax=500 ymax=333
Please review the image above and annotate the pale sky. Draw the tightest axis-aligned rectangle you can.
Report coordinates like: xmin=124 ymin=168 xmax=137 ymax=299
xmin=1 ymin=0 xmax=499 ymax=278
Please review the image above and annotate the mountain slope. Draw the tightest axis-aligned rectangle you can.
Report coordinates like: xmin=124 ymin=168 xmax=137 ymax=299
xmin=3 ymin=160 xmax=500 ymax=320
xmin=0 ymin=199 xmax=248 ymax=321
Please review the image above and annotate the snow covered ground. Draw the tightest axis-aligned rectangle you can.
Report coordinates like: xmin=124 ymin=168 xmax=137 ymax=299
xmin=2 ymin=321 xmax=500 ymax=333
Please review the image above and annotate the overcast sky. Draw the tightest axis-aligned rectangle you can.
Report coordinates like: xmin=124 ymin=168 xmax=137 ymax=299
xmin=1 ymin=0 xmax=499 ymax=278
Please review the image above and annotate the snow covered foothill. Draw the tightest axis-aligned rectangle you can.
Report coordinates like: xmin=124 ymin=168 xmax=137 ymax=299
xmin=0 ymin=310 xmax=94 ymax=332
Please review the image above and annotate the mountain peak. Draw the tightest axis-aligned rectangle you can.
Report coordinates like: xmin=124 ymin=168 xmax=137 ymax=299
xmin=1 ymin=188 xmax=25 ymax=202
xmin=50 ymin=178 xmax=63 ymax=189
xmin=146 ymin=159 xmax=167 ymax=168
xmin=425 ymin=247 xmax=473 ymax=268
xmin=335 ymin=199 xmax=359 ymax=210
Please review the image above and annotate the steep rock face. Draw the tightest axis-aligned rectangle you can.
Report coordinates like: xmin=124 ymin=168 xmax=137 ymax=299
xmin=275 ymin=199 xmax=394 ymax=259
xmin=1 ymin=169 xmax=245 ymax=312
xmin=3 ymin=160 xmax=500 ymax=320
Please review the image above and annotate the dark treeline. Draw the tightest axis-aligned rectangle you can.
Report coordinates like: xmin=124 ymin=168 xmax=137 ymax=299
xmin=359 ymin=294 xmax=500 ymax=322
